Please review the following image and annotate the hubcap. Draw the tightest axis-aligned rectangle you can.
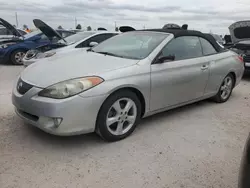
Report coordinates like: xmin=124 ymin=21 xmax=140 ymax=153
xmin=15 ymin=52 xmax=25 ymax=63
xmin=220 ymin=76 xmax=233 ymax=100
xmin=106 ymin=98 xmax=137 ymax=136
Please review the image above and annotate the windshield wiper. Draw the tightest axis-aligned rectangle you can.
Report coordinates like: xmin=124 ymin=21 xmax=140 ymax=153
xmin=96 ymin=51 xmax=122 ymax=58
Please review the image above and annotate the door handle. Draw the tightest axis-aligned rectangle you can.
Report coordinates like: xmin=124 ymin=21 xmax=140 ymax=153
xmin=201 ymin=65 xmax=209 ymax=70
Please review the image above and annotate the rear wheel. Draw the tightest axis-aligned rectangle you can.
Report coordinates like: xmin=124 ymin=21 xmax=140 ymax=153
xmin=10 ymin=49 xmax=26 ymax=65
xmin=96 ymin=90 xmax=141 ymax=142
xmin=213 ymin=73 xmax=235 ymax=103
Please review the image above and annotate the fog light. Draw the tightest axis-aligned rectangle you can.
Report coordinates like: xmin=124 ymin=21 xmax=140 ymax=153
xmin=53 ymin=118 xmax=63 ymax=128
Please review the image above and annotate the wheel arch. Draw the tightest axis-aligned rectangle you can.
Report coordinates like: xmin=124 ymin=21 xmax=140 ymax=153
xmin=228 ymin=71 xmax=236 ymax=88
xmin=6 ymin=46 xmax=29 ymax=58
xmin=100 ymin=85 xmax=147 ymax=118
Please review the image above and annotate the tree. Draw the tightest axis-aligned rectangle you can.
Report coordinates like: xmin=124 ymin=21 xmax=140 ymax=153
xmin=58 ymin=25 xmax=63 ymax=29
xmin=87 ymin=26 xmax=92 ymax=31
xmin=76 ymin=24 xmax=82 ymax=30
xmin=115 ymin=27 xmax=119 ymax=32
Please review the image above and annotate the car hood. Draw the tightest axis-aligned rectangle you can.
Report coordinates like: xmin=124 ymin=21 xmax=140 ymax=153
xmin=21 ymin=51 xmax=139 ymax=88
xmin=33 ymin=19 xmax=64 ymax=41
xmin=229 ymin=21 xmax=250 ymax=43
xmin=0 ymin=18 xmax=22 ymax=37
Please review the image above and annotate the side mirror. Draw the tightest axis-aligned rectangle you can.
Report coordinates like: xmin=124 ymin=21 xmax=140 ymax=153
xmin=156 ymin=55 xmax=175 ymax=64
xmin=89 ymin=41 xmax=98 ymax=47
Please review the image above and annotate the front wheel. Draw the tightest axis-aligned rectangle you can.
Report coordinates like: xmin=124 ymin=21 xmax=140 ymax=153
xmin=10 ymin=49 xmax=26 ymax=65
xmin=96 ymin=90 xmax=141 ymax=142
xmin=213 ymin=73 xmax=235 ymax=103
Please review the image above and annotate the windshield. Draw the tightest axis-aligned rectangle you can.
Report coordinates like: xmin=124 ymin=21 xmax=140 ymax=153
xmin=92 ymin=32 xmax=168 ymax=60
xmin=24 ymin=30 xmax=41 ymax=39
xmin=58 ymin=32 xmax=96 ymax=44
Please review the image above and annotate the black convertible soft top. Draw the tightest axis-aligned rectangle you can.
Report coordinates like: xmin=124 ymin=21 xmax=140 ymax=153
xmin=138 ymin=28 xmax=225 ymax=52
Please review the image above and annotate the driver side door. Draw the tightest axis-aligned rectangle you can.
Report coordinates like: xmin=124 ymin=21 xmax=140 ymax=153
xmin=150 ymin=36 xmax=210 ymax=111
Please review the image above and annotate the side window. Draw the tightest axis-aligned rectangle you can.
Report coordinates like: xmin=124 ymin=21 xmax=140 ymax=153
xmin=40 ymin=34 xmax=49 ymax=40
xmin=0 ymin=28 xmax=6 ymax=35
xmin=161 ymin=36 xmax=202 ymax=61
xmin=76 ymin=33 xmax=117 ymax=48
xmin=40 ymin=34 xmax=57 ymax=42
xmin=60 ymin=31 xmax=74 ymax=38
xmin=0 ymin=28 xmax=11 ymax=35
xmin=199 ymin=37 xmax=217 ymax=55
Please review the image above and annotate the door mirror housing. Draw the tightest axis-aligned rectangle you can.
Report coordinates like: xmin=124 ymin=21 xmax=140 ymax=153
xmin=89 ymin=41 xmax=98 ymax=47
xmin=156 ymin=55 xmax=175 ymax=64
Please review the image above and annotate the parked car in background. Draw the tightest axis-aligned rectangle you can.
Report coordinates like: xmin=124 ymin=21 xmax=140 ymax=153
xmin=229 ymin=21 xmax=250 ymax=70
xmin=239 ymin=133 xmax=250 ymax=188
xmin=211 ymin=34 xmax=225 ymax=46
xmin=224 ymin=34 xmax=233 ymax=48
xmin=12 ymin=28 xmax=244 ymax=141
xmin=23 ymin=31 xmax=118 ymax=67
xmin=0 ymin=26 xmax=27 ymax=40
xmin=0 ymin=18 xmax=75 ymax=65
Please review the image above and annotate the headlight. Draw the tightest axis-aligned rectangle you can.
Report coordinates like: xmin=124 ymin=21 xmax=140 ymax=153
xmin=36 ymin=51 xmax=56 ymax=59
xmin=0 ymin=43 xmax=16 ymax=49
xmin=38 ymin=77 xmax=104 ymax=99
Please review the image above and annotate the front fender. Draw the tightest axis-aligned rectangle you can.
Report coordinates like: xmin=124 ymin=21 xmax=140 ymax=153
xmin=79 ymin=64 xmax=151 ymax=113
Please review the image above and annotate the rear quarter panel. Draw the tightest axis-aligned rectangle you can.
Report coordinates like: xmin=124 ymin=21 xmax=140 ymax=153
xmin=205 ymin=50 xmax=244 ymax=95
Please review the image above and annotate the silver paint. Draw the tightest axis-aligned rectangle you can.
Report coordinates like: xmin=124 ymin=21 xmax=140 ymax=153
xmin=12 ymin=32 xmax=245 ymax=135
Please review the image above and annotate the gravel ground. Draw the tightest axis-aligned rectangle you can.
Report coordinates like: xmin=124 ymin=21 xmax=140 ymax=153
xmin=0 ymin=65 xmax=250 ymax=188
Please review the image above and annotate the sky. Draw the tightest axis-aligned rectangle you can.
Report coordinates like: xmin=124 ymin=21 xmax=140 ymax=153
xmin=1 ymin=0 xmax=250 ymax=34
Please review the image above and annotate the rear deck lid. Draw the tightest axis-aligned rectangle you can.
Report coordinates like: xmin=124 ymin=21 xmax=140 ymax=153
xmin=229 ymin=21 xmax=250 ymax=43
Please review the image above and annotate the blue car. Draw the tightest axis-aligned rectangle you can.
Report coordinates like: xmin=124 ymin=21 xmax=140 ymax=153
xmin=0 ymin=18 xmax=75 ymax=65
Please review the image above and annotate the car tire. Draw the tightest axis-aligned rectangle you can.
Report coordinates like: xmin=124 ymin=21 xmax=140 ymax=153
xmin=96 ymin=90 xmax=141 ymax=142
xmin=213 ymin=73 xmax=235 ymax=103
xmin=10 ymin=49 xmax=26 ymax=65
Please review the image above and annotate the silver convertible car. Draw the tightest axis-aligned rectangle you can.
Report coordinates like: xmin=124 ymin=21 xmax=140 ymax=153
xmin=12 ymin=29 xmax=244 ymax=141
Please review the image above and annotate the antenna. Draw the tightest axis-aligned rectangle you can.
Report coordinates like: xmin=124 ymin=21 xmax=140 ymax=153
xmin=75 ymin=17 xmax=77 ymax=28
xmin=15 ymin=12 xmax=18 ymax=27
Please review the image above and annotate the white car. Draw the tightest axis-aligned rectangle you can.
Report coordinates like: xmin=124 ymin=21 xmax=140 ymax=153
xmin=23 ymin=31 xmax=118 ymax=67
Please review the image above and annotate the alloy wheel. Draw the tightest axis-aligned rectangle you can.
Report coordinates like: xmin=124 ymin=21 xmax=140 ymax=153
xmin=220 ymin=76 xmax=233 ymax=100
xmin=106 ymin=98 xmax=137 ymax=136
xmin=14 ymin=52 xmax=25 ymax=64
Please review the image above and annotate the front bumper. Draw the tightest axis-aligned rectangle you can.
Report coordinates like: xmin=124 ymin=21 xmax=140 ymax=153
xmin=12 ymin=83 xmax=107 ymax=136
xmin=239 ymin=134 xmax=250 ymax=188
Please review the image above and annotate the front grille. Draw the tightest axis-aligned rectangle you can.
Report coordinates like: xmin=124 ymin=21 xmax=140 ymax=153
xmin=16 ymin=78 xmax=33 ymax=95
xmin=243 ymin=55 xmax=250 ymax=62
xmin=17 ymin=109 xmax=39 ymax=122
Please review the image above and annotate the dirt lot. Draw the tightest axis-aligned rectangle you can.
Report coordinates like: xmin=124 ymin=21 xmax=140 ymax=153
xmin=0 ymin=65 xmax=250 ymax=188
